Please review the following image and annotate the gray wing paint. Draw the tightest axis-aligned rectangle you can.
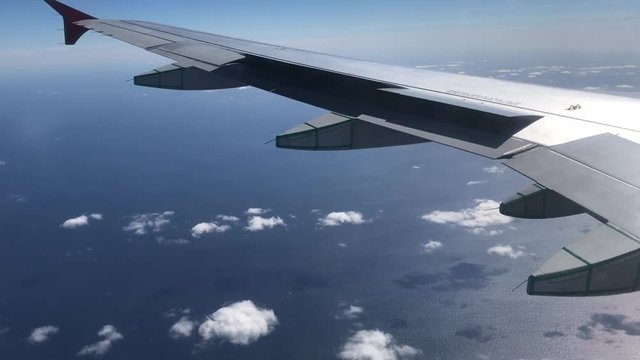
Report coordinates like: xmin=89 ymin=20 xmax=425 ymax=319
xmin=44 ymin=0 xmax=640 ymax=296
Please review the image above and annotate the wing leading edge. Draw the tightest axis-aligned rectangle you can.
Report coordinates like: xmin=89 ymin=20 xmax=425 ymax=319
xmin=44 ymin=0 xmax=640 ymax=296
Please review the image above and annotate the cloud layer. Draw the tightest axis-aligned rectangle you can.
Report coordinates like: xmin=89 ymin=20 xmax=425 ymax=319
xmin=61 ymin=215 xmax=89 ymax=229
xmin=421 ymin=199 xmax=512 ymax=234
xmin=198 ymin=300 xmax=278 ymax=345
xmin=319 ymin=211 xmax=366 ymax=227
xmin=217 ymin=215 xmax=240 ymax=222
xmin=487 ymin=245 xmax=525 ymax=259
xmin=466 ymin=180 xmax=488 ymax=186
xmin=77 ymin=325 xmax=123 ymax=357
xmin=423 ymin=240 xmax=443 ymax=253
xmin=28 ymin=326 xmax=59 ymax=344
xmin=191 ymin=222 xmax=231 ymax=238
xmin=246 ymin=208 xmax=269 ymax=215
xmin=123 ymin=211 xmax=174 ymax=235
xmin=61 ymin=213 xmax=103 ymax=229
xmin=245 ymin=216 xmax=285 ymax=232
xmin=339 ymin=330 xmax=421 ymax=360
xmin=169 ymin=317 xmax=198 ymax=339
xmin=335 ymin=303 xmax=364 ymax=320
xmin=482 ymin=165 xmax=505 ymax=174
xmin=340 ymin=305 xmax=364 ymax=320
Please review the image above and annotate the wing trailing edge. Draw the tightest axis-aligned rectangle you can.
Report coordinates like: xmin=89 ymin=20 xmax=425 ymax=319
xmin=134 ymin=63 xmax=246 ymax=91
xmin=527 ymin=225 xmax=640 ymax=296
xmin=276 ymin=113 xmax=429 ymax=151
xmin=44 ymin=0 xmax=95 ymax=45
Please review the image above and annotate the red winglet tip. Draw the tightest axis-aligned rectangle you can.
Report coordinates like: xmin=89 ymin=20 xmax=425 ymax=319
xmin=44 ymin=0 xmax=96 ymax=45
xmin=44 ymin=0 xmax=96 ymax=22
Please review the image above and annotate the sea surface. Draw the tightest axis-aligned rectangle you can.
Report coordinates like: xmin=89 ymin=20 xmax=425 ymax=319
xmin=1 ymin=59 xmax=640 ymax=359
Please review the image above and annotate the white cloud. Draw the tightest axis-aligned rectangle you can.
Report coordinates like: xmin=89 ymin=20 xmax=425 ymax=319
xmin=583 ymin=86 xmax=601 ymax=90
xmin=61 ymin=215 xmax=89 ymax=229
xmin=245 ymin=208 xmax=269 ymax=215
xmin=482 ymin=165 xmax=504 ymax=174
xmin=421 ymin=199 xmax=512 ymax=235
xmin=466 ymin=180 xmax=488 ymax=186
xmin=616 ymin=84 xmax=634 ymax=89
xmin=169 ymin=317 xmax=198 ymax=339
xmin=412 ymin=165 xmax=421 ymax=169
xmin=164 ymin=308 xmax=192 ymax=319
xmin=319 ymin=211 xmax=366 ymax=227
xmin=123 ymin=211 xmax=174 ymax=235
xmin=77 ymin=325 xmax=123 ymax=357
xmin=217 ymin=215 xmax=240 ymax=222
xmin=8 ymin=194 xmax=27 ymax=203
xmin=198 ymin=300 xmax=278 ymax=345
xmin=339 ymin=305 xmax=364 ymax=320
xmin=579 ymin=65 xmax=637 ymax=71
xmin=470 ymin=228 xmax=503 ymax=236
xmin=423 ymin=240 xmax=443 ymax=253
xmin=191 ymin=222 xmax=231 ymax=238
xmin=0 ymin=161 xmax=6 ymax=166
xmin=487 ymin=245 xmax=525 ymax=259
xmin=61 ymin=213 xmax=103 ymax=229
xmin=28 ymin=326 xmax=59 ymax=344
xmin=338 ymin=242 xmax=348 ymax=248
xmin=244 ymin=216 xmax=285 ymax=232
xmin=339 ymin=330 xmax=421 ymax=360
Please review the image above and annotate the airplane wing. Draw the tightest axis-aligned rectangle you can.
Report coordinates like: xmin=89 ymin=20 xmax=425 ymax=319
xmin=44 ymin=0 xmax=640 ymax=296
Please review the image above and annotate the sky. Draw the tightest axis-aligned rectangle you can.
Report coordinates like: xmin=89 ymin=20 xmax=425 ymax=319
xmin=2 ymin=1 xmax=640 ymax=360
xmin=3 ymin=0 xmax=640 ymax=72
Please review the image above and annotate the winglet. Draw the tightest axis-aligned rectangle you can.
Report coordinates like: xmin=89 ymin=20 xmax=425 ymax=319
xmin=44 ymin=0 xmax=96 ymax=45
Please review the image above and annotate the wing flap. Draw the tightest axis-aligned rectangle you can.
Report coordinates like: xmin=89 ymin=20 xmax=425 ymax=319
xmin=275 ymin=112 xmax=535 ymax=157
xmin=134 ymin=63 xmax=245 ymax=90
xmin=359 ymin=115 xmax=533 ymax=159
xmin=147 ymin=49 xmax=218 ymax=72
xmin=155 ymin=42 xmax=245 ymax=66
xmin=528 ymin=225 xmax=640 ymax=296
xmin=505 ymin=133 xmax=640 ymax=296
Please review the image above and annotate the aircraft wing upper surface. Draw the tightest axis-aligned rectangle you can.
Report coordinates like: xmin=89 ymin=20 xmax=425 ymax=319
xmin=44 ymin=0 xmax=640 ymax=296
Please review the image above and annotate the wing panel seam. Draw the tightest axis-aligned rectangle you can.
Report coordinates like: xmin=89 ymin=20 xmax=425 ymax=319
xmin=91 ymin=21 xmax=177 ymax=45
